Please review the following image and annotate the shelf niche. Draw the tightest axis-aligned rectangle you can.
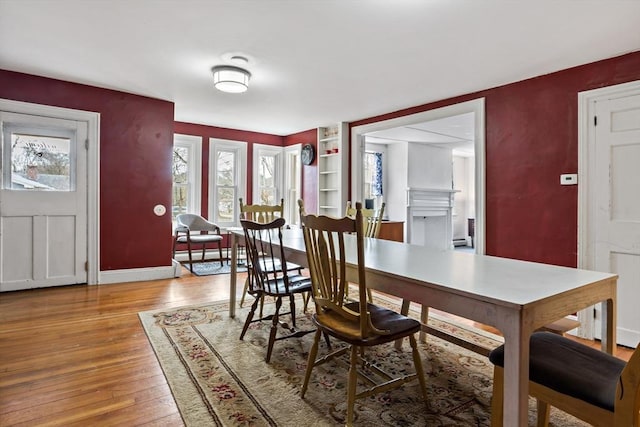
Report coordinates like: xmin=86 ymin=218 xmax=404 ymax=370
xmin=317 ymin=123 xmax=348 ymax=216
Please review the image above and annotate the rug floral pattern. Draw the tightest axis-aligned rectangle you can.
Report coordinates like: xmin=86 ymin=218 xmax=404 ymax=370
xmin=139 ymin=298 xmax=587 ymax=426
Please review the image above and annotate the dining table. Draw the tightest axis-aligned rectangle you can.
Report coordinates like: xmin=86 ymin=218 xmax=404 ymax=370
xmin=226 ymin=227 xmax=617 ymax=426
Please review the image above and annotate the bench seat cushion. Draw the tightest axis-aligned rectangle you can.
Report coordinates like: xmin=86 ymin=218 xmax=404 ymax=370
xmin=488 ymin=331 xmax=625 ymax=411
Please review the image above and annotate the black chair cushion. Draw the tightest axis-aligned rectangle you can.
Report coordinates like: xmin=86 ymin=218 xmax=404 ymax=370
xmin=313 ymin=302 xmax=421 ymax=346
xmin=262 ymin=275 xmax=312 ymax=296
xmin=489 ymin=331 xmax=625 ymax=411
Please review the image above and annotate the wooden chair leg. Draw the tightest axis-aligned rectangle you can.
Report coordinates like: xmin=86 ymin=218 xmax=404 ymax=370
xmin=409 ymin=334 xmax=428 ymax=402
xmin=491 ymin=366 xmax=504 ymax=427
xmin=240 ymin=295 xmax=260 ymax=340
xmin=217 ymin=241 xmax=223 ymax=266
xmin=301 ymin=329 xmax=322 ymax=398
xmin=536 ymin=399 xmax=551 ymax=427
xmin=395 ymin=299 xmax=412 ymax=350
xmin=187 ymin=240 xmax=194 ymax=272
xmin=289 ymin=294 xmax=297 ymax=328
xmin=265 ymin=297 xmax=282 ymax=363
xmin=419 ymin=306 xmax=429 ymax=343
xmin=239 ymin=277 xmax=250 ymax=307
xmin=346 ymin=345 xmax=358 ymax=426
xmin=302 ymin=292 xmax=310 ymax=312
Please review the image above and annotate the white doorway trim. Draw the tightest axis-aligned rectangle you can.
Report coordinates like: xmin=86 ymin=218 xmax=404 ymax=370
xmin=577 ymin=79 xmax=640 ymax=339
xmin=0 ymin=98 xmax=100 ymax=285
xmin=351 ymin=98 xmax=486 ymax=254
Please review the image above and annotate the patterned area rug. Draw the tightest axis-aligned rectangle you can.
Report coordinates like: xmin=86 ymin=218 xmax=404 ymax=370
xmin=183 ymin=261 xmax=248 ymax=276
xmin=139 ymin=296 xmax=588 ymax=426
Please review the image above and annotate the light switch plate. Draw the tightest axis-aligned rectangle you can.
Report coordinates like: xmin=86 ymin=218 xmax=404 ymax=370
xmin=560 ymin=174 xmax=578 ymax=185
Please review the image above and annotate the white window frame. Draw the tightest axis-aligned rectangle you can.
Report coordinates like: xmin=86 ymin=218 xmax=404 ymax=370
xmin=284 ymin=144 xmax=302 ymax=226
xmin=209 ymin=138 xmax=247 ymax=227
xmin=253 ymin=143 xmax=283 ymax=206
xmin=172 ymin=134 xmax=202 ymax=221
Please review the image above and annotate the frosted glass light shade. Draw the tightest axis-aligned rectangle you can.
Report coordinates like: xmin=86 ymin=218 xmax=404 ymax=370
xmin=212 ymin=66 xmax=251 ymax=93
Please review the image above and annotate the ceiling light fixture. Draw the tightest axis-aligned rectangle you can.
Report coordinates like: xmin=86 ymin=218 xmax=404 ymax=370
xmin=211 ymin=65 xmax=251 ymax=93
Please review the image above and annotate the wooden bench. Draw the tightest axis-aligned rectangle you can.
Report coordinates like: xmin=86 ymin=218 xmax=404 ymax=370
xmin=538 ymin=318 xmax=581 ymax=336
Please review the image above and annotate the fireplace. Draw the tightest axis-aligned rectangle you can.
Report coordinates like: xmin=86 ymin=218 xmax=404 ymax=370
xmin=406 ymin=187 xmax=457 ymax=251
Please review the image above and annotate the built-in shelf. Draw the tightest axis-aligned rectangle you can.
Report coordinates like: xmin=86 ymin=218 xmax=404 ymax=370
xmin=319 ymin=136 xmax=339 ymax=143
xmin=317 ymin=123 xmax=347 ymax=216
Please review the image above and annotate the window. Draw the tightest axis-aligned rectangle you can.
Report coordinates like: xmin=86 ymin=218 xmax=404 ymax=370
xmin=363 ymin=151 xmax=383 ymax=205
xmin=172 ymin=134 xmax=202 ymax=221
xmin=253 ymin=144 xmax=282 ymax=206
xmin=210 ymin=138 xmax=247 ymax=227
xmin=283 ymin=144 xmax=302 ymax=226
xmin=2 ymin=124 xmax=76 ymax=191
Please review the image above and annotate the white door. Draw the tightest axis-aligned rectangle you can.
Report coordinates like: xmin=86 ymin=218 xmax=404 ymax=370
xmin=593 ymin=93 xmax=640 ymax=347
xmin=0 ymin=112 xmax=88 ymax=291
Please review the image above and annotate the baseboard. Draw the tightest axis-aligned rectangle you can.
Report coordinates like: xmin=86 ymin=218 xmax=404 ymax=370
xmin=98 ymin=265 xmax=175 ymax=284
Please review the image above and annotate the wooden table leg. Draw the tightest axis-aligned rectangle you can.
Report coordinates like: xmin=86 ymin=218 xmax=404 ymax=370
xmin=229 ymin=232 xmax=238 ymax=318
xmin=500 ymin=316 xmax=530 ymax=426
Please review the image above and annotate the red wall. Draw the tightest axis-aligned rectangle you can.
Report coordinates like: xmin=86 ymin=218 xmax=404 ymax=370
xmin=351 ymin=51 xmax=640 ymax=267
xmin=284 ymin=129 xmax=317 ymax=214
xmin=0 ymin=70 xmax=175 ymax=271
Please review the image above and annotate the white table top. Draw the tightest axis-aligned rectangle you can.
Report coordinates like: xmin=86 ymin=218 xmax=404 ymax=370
xmin=262 ymin=228 xmax=616 ymax=309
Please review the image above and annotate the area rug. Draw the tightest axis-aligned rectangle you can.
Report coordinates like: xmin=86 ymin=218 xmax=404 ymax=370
xmin=183 ymin=261 xmax=248 ymax=276
xmin=139 ymin=297 xmax=588 ymax=426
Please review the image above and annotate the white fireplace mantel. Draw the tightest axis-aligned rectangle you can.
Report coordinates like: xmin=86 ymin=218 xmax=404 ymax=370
xmin=406 ymin=187 xmax=458 ymax=250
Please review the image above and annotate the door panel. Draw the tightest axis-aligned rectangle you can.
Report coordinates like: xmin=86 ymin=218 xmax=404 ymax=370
xmin=0 ymin=111 xmax=87 ymax=291
xmin=594 ymin=93 xmax=640 ymax=347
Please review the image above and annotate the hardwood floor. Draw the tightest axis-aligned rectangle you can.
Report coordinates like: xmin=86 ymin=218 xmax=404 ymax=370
xmin=0 ymin=269 xmax=243 ymax=426
xmin=0 ymin=268 xmax=633 ymax=426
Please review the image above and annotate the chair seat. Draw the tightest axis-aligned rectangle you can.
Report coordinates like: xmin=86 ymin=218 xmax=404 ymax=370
xmin=313 ymin=302 xmax=421 ymax=346
xmin=255 ymin=257 xmax=302 ymax=273
xmin=176 ymin=234 xmax=223 ymax=244
xmin=261 ymin=275 xmax=311 ymax=297
xmin=489 ymin=331 xmax=626 ymax=411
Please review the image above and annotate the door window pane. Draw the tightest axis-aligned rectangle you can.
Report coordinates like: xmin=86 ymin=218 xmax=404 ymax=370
xmin=8 ymin=133 xmax=72 ymax=191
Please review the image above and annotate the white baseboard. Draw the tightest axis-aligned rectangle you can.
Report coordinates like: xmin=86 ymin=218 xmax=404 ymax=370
xmin=98 ymin=265 xmax=175 ymax=284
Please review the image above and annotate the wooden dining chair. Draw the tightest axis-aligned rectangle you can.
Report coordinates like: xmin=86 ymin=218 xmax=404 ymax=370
xmin=344 ymin=201 xmax=385 ymax=303
xmin=239 ymin=217 xmax=313 ymax=363
xmin=172 ymin=213 xmax=224 ymax=272
xmin=298 ymin=199 xmax=428 ymax=426
xmin=239 ymin=197 xmax=284 ymax=223
xmin=489 ymin=331 xmax=640 ymax=426
xmin=345 ymin=200 xmax=385 ymax=238
xmin=238 ymin=198 xmax=303 ymax=308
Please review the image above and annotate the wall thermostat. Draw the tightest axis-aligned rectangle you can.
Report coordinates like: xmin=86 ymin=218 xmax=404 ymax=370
xmin=560 ymin=174 xmax=578 ymax=185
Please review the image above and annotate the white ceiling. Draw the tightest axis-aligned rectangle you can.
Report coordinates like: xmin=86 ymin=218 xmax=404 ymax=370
xmin=365 ymin=112 xmax=476 ymax=156
xmin=1 ymin=0 xmax=639 ymax=136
